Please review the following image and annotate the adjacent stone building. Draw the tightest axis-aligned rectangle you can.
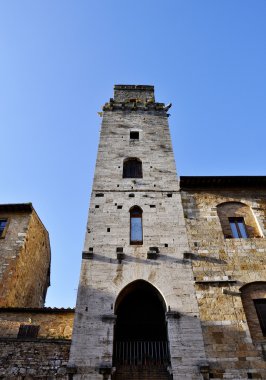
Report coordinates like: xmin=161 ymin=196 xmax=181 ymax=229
xmin=0 ymin=204 xmax=75 ymax=378
xmin=0 ymin=86 xmax=266 ymax=380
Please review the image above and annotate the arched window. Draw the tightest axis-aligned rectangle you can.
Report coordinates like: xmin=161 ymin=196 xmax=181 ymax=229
xmin=123 ymin=158 xmax=142 ymax=178
xmin=217 ymin=202 xmax=261 ymax=239
xmin=240 ymin=282 xmax=266 ymax=341
xmin=130 ymin=206 xmax=143 ymax=244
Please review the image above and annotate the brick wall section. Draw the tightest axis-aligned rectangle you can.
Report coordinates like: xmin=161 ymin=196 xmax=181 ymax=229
xmin=0 ymin=309 xmax=74 ymax=339
xmin=0 ymin=205 xmax=51 ymax=307
xmin=0 ymin=340 xmax=71 ymax=379
xmin=181 ymin=187 xmax=266 ymax=379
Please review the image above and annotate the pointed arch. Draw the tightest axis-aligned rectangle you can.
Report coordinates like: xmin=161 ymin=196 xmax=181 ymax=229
xmin=115 ymin=279 xmax=167 ymax=313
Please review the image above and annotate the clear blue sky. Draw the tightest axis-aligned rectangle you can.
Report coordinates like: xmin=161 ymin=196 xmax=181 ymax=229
xmin=1 ymin=1 xmax=265 ymax=307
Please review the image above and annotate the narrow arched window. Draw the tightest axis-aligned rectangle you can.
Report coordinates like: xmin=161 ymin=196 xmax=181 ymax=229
xmin=130 ymin=206 xmax=143 ymax=244
xmin=123 ymin=158 xmax=142 ymax=178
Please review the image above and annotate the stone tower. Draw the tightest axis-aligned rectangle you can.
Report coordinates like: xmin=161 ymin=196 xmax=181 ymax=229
xmin=69 ymin=85 xmax=207 ymax=379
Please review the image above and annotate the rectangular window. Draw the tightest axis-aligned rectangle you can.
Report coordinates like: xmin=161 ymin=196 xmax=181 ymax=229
xmin=229 ymin=217 xmax=248 ymax=238
xmin=17 ymin=325 xmax=40 ymax=339
xmin=254 ymin=299 xmax=266 ymax=336
xmin=130 ymin=131 xmax=139 ymax=140
xmin=0 ymin=219 xmax=8 ymax=238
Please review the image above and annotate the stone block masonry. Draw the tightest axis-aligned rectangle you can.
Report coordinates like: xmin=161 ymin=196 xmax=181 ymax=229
xmin=181 ymin=179 xmax=266 ymax=379
xmin=0 ymin=204 xmax=51 ymax=308
xmin=69 ymin=86 xmax=207 ymax=379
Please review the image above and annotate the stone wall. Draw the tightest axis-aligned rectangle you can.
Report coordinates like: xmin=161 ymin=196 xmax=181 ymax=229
xmin=0 ymin=308 xmax=74 ymax=379
xmin=0 ymin=308 xmax=74 ymax=339
xmin=0 ymin=204 xmax=51 ymax=308
xmin=0 ymin=340 xmax=71 ymax=379
xmin=181 ymin=185 xmax=266 ymax=379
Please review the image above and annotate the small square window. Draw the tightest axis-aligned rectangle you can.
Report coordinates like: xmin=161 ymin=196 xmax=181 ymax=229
xmin=130 ymin=131 xmax=139 ymax=140
xmin=0 ymin=219 xmax=8 ymax=238
xmin=229 ymin=217 xmax=248 ymax=238
xmin=17 ymin=325 xmax=40 ymax=339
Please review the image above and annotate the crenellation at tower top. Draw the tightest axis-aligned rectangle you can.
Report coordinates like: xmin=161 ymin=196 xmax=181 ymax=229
xmin=113 ymin=84 xmax=155 ymax=102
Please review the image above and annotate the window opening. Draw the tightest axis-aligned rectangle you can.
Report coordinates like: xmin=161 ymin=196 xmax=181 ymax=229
xmin=130 ymin=206 xmax=143 ymax=245
xmin=130 ymin=131 xmax=139 ymax=140
xmin=254 ymin=299 xmax=266 ymax=336
xmin=123 ymin=158 xmax=142 ymax=178
xmin=17 ymin=325 xmax=40 ymax=339
xmin=0 ymin=219 xmax=7 ymax=238
xmin=229 ymin=217 xmax=248 ymax=238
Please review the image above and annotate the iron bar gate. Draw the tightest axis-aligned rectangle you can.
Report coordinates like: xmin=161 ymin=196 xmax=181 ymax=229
xmin=113 ymin=341 xmax=170 ymax=368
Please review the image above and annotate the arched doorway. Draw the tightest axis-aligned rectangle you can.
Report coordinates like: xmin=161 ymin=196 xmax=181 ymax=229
xmin=113 ymin=280 xmax=171 ymax=374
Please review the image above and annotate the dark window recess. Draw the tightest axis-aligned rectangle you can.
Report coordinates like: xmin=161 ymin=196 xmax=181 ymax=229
xmin=89 ymin=247 xmax=93 ymax=252
xmin=150 ymin=205 xmax=156 ymax=208
xmin=116 ymin=247 xmax=123 ymax=253
xmin=229 ymin=217 xmax=248 ymax=238
xmin=95 ymin=205 xmax=99 ymax=209
xmin=0 ymin=219 xmax=7 ymax=238
xmin=130 ymin=206 xmax=143 ymax=245
xmin=167 ymin=193 xmax=172 ymax=198
xmin=130 ymin=131 xmax=139 ymax=140
xmin=17 ymin=325 xmax=40 ymax=339
xmin=247 ymin=374 xmax=253 ymax=379
xmin=117 ymin=205 xmax=123 ymax=209
xmin=107 ymin=228 xmax=110 ymax=232
xmin=165 ymin=244 xmax=168 ymax=247
xmin=129 ymin=193 xmax=135 ymax=198
xmin=123 ymin=158 xmax=142 ymax=178
xmin=95 ymin=193 xmax=104 ymax=197
xmin=254 ymin=299 xmax=266 ymax=336
xmin=117 ymin=185 xmax=120 ymax=187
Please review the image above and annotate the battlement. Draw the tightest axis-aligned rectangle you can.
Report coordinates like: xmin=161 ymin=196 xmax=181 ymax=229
xmin=114 ymin=84 xmax=155 ymax=102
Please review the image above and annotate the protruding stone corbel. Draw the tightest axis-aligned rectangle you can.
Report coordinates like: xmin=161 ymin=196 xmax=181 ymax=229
xmin=147 ymin=246 xmax=159 ymax=260
xmin=198 ymin=362 xmax=210 ymax=380
xmin=101 ymin=314 xmax=117 ymax=324
xmin=165 ymin=311 xmax=180 ymax=320
xmin=99 ymin=364 xmax=115 ymax=379
xmin=82 ymin=251 xmax=93 ymax=260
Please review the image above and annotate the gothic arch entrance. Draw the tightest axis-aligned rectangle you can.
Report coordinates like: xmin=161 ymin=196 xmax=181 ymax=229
xmin=113 ymin=280 xmax=171 ymax=378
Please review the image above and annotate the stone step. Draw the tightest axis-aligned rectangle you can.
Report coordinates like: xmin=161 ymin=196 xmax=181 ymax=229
xmin=113 ymin=365 xmax=172 ymax=380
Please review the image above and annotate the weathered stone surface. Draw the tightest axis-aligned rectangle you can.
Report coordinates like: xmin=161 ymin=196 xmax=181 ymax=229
xmin=69 ymin=86 xmax=206 ymax=379
xmin=0 ymin=308 xmax=74 ymax=339
xmin=0 ymin=204 xmax=50 ymax=308
xmin=181 ymin=185 xmax=266 ymax=379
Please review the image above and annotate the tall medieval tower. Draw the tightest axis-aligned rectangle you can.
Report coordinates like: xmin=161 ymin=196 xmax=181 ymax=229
xmin=69 ymin=85 xmax=207 ymax=380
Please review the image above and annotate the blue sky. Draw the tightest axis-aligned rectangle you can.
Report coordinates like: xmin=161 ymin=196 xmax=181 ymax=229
xmin=0 ymin=1 xmax=265 ymax=307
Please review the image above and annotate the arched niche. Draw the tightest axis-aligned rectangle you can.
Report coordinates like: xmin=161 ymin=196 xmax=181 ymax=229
xmin=240 ymin=282 xmax=266 ymax=342
xmin=217 ymin=201 xmax=261 ymax=238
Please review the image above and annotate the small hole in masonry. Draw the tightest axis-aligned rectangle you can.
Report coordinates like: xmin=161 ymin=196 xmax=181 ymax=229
xmin=107 ymin=228 xmax=110 ymax=232
xmin=165 ymin=244 xmax=168 ymax=247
